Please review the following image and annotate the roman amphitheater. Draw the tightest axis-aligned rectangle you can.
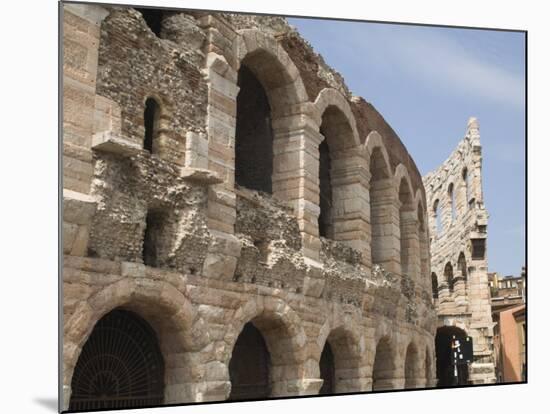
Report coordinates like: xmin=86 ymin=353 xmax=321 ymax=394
xmin=61 ymin=3 xmax=493 ymax=411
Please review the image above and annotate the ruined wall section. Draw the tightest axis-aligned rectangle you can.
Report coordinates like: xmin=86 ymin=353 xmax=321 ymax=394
xmin=423 ymin=117 xmax=495 ymax=384
xmin=220 ymin=13 xmax=426 ymax=202
xmin=95 ymin=8 xmax=208 ymax=165
xmin=62 ymin=6 xmax=438 ymax=408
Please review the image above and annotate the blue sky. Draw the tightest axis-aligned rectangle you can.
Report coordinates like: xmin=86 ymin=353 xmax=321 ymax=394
xmin=288 ymin=18 xmax=525 ymax=276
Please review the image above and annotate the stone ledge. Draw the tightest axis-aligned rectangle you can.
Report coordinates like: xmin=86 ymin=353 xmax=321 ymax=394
xmin=63 ymin=189 xmax=97 ymax=225
xmin=181 ymin=167 xmax=224 ymax=185
xmin=92 ymin=131 xmax=142 ymax=156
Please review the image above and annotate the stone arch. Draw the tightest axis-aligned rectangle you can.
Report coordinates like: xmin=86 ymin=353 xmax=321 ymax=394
xmin=69 ymin=308 xmax=165 ymax=410
xmin=139 ymin=92 xmax=175 ymax=160
xmin=457 ymin=251 xmax=468 ymax=282
xmin=313 ymin=88 xmax=362 ymax=240
xmin=431 ymin=272 xmax=439 ymax=300
xmin=444 ymin=262 xmax=454 ymax=293
xmin=315 ymin=318 xmax=365 ymax=394
xmin=313 ymin=88 xmax=360 ymax=149
xmin=371 ymin=334 xmax=399 ymax=391
xmin=432 ymin=198 xmax=442 ymax=237
xmin=404 ymin=341 xmax=422 ymax=388
xmin=235 ymin=29 xmax=308 ymax=118
xmin=435 ymin=325 xmax=470 ymax=386
xmin=394 ymin=164 xmax=417 ymax=279
xmin=364 ymin=131 xmax=395 ymax=272
xmin=223 ymin=297 xmax=307 ymax=398
xmin=63 ymin=278 xmax=204 ymax=408
xmin=448 ymin=181 xmax=456 ymax=223
xmin=415 ymin=190 xmax=430 ymax=289
xmin=414 ymin=190 xmax=427 ymax=233
xmin=232 ymin=29 xmax=310 ymax=197
xmin=462 ymin=166 xmax=470 ymax=212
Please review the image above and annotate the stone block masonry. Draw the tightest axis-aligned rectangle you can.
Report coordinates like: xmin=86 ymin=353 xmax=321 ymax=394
xmin=423 ymin=117 xmax=496 ymax=385
xmin=62 ymin=4 xmax=438 ymax=410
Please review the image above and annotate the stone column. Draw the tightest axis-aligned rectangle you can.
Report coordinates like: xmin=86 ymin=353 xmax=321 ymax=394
xmin=62 ymin=3 xmax=110 ymax=262
xmin=62 ymin=4 xmax=109 ymax=410
xmin=468 ymin=265 xmax=496 ymax=384
xmin=400 ymin=210 xmax=421 ymax=282
xmin=271 ymin=378 xmax=323 ymax=397
xmin=195 ymin=14 xmax=244 ymax=281
xmin=330 ymin=150 xmax=371 ymax=266
xmin=437 ymin=282 xmax=452 ymax=312
xmin=453 ymin=276 xmax=468 ymax=306
xmin=370 ymin=178 xmax=400 ymax=274
xmin=272 ymin=112 xmax=324 ymax=262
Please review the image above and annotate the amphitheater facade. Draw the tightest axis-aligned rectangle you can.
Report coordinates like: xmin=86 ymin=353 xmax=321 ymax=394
xmin=62 ymin=3 xmax=438 ymax=411
xmin=423 ymin=119 xmax=496 ymax=385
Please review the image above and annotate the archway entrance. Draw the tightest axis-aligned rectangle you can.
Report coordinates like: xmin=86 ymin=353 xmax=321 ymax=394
xmin=319 ymin=342 xmax=335 ymax=394
xmin=404 ymin=343 xmax=420 ymax=388
xmin=369 ymin=146 xmax=392 ymax=269
xmin=435 ymin=326 xmax=469 ymax=386
xmin=69 ymin=309 xmax=165 ymax=411
xmin=372 ymin=337 xmax=396 ymax=391
xmin=229 ymin=322 xmax=271 ymax=400
xmin=235 ymin=64 xmax=273 ymax=194
xmin=317 ymin=105 xmax=355 ymax=240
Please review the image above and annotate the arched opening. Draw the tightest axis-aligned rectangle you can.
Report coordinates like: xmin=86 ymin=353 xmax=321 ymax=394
xmin=226 ymin=304 xmax=306 ymax=399
xmin=143 ymin=97 xmax=160 ymax=153
xmin=235 ymin=64 xmax=274 ymax=194
xmin=318 ymin=137 xmax=332 ymax=238
xmin=318 ymin=327 xmax=362 ymax=394
xmin=435 ymin=326 xmax=469 ymax=386
xmin=448 ymin=183 xmax=456 ymax=223
xmin=69 ymin=309 xmax=165 ymax=411
xmin=431 ymin=273 xmax=439 ymax=299
xmin=433 ymin=199 xmax=442 ymax=236
xmin=319 ymin=342 xmax=335 ymax=395
xmin=458 ymin=252 xmax=468 ymax=282
xmin=462 ymin=168 xmax=470 ymax=209
xmin=369 ymin=147 xmax=392 ymax=267
xmin=398 ymin=178 xmax=414 ymax=277
xmin=417 ymin=202 xmax=429 ymax=281
xmin=228 ymin=322 xmax=271 ymax=400
xmin=372 ymin=337 xmax=396 ymax=391
xmin=404 ymin=343 xmax=420 ymax=389
xmin=136 ymin=8 xmax=163 ymax=37
xmin=143 ymin=209 xmax=168 ymax=268
xmin=445 ymin=262 xmax=454 ymax=293
xmin=317 ymin=106 xmax=354 ymax=239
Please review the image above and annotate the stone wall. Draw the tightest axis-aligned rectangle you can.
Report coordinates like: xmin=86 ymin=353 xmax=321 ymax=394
xmin=62 ymin=4 xmax=437 ymax=410
xmin=423 ymin=118 xmax=496 ymax=384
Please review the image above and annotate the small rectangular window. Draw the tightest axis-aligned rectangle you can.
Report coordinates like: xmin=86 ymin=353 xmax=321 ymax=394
xmin=143 ymin=209 xmax=168 ymax=267
xmin=471 ymin=239 xmax=486 ymax=260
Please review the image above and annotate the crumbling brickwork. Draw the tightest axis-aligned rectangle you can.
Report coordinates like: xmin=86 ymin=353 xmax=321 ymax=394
xmin=423 ymin=118 xmax=496 ymax=384
xmin=62 ymin=3 xmax=437 ymax=410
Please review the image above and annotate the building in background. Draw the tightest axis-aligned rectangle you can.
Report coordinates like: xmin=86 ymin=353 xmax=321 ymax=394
xmin=423 ymin=119 xmax=496 ymax=385
xmin=491 ymin=267 xmax=526 ymax=382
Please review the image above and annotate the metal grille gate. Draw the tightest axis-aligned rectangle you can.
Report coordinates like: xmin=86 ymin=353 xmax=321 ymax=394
xmin=69 ymin=309 xmax=165 ymax=411
xmin=229 ymin=322 xmax=271 ymax=400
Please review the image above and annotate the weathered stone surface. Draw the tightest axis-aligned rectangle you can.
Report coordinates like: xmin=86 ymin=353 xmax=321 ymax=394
xmin=62 ymin=4 xmax=438 ymax=410
xmin=91 ymin=131 xmax=142 ymax=156
xmin=181 ymin=167 xmax=224 ymax=185
xmin=423 ymin=118 xmax=496 ymax=384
